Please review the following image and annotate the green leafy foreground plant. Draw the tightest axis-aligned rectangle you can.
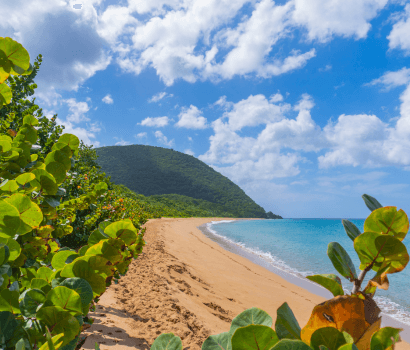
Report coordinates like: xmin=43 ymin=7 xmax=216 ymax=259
xmin=0 ymin=37 xmax=145 ymax=349
xmin=148 ymin=195 xmax=408 ymax=350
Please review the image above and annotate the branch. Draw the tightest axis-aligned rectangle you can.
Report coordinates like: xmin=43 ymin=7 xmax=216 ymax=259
xmin=352 ymin=261 xmax=375 ymax=294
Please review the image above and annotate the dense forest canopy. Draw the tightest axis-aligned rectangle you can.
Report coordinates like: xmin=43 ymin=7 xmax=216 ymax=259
xmin=96 ymin=145 xmax=280 ymax=218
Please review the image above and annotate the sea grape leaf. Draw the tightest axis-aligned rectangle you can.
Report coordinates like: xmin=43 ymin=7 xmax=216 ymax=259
xmin=22 ymin=115 xmax=39 ymax=126
xmin=31 ymin=169 xmax=57 ymax=195
xmin=57 ymin=134 xmax=79 ymax=151
xmin=45 ymin=151 xmax=71 ymax=172
xmin=98 ymin=220 xmax=111 ymax=234
xmin=15 ymin=173 xmax=35 ymax=186
xmin=51 ymin=143 xmax=72 ymax=157
xmin=0 ymin=200 xmax=21 ymax=237
xmin=0 ymin=82 xmax=12 ymax=106
xmin=150 ymin=333 xmax=183 ymax=350
xmin=88 ymin=229 xmax=108 ymax=246
xmin=46 ymin=286 xmax=82 ymax=315
xmin=5 ymin=193 xmax=43 ymax=235
xmin=370 ymin=327 xmax=402 ymax=350
xmin=354 ymin=232 xmax=409 ymax=275
xmin=31 ymin=278 xmax=52 ymax=294
xmin=202 ymin=332 xmax=232 ymax=350
xmin=39 ymin=333 xmax=65 ymax=350
xmin=36 ymin=306 xmax=80 ymax=345
xmin=271 ymin=339 xmax=313 ymax=350
xmin=60 ymin=278 xmax=93 ymax=306
xmin=231 ymin=324 xmax=279 ymax=350
xmin=300 ymin=295 xmax=376 ymax=345
xmin=0 ymin=289 xmax=20 ymax=313
xmin=354 ymin=317 xmax=382 ymax=350
xmin=342 ymin=220 xmax=362 ymax=242
xmin=104 ymin=220 xmax=137 ymax=245
xmin=0 ymin=238 xmax=20 ymax=261
xmin=275 ymin=302 xmax=302 ymax=340
xmin=327 ymin=242 xmax=357 ymax=282
xmin=362 ymin=194 xmax=383 ymax=212
xmin=0 ymin=311 xmax=19 ymax=343
xmin=230 ymin=307 xmax=273 ymax=335
xmin=310 ymin=327 xmax=348 ymax=350
xmin=78 ymin=245 xmax=89 ymax=256
xmin=364 ymin=207 xmax=408 ymax=241
xmin=19 ymin=288 xmax=46 ymax=317
xmin=38 ymin=267 xmax=54 ymax=282
xmin=45 ymin=162 xmax=67 ymax=184
xmin=71 ymin=260 xmax=106 ymax=296
xmin=85 ymin=240 xmax=122 ymax=264
xmin=51 ymin=251 xmax=78 ymax=270
xmin=0 ymin=244 xmax=9 ymax=265
xmin=306 ymin=274 xmax=344 ymax=297
xmin=0 ymin=37 xmax=30 ymax=71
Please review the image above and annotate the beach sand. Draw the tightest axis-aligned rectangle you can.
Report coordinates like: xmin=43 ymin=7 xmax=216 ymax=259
xmin=81 ymin=218 xmax=410 ymax=350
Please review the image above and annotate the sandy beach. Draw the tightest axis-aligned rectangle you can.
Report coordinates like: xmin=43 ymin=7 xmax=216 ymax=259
xmin=81 ymin=218 xmax=410 ymax=350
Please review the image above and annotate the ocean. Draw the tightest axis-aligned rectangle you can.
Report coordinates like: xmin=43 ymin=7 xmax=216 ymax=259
xmin=201 ymin=219 xmax=410 ymax=328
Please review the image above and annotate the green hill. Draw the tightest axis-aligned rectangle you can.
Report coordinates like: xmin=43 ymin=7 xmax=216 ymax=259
xmin=95 ymin=145 xmax=270 ymax=218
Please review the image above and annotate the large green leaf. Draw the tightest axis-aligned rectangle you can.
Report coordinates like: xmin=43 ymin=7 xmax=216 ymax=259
xmin=104 ymin=220 xmax=138 ymax=245
xmin=5 ymin=194 xmax=43 ymax=235
xmin=0 ymin=311 xmax=19 ymax=343
xmin=15 ymin=173 xmax=35 ymax=186
xmin=364 ymin=207 xmax=408 ymax=241
xmin=45 ymin=150 xmax=71 ymax=172
xmin=275 ymin=302 xmax=302 ymax=340
xmin=202 ymin=332 xmax=232 ymax=350
xmin=0 ymin=289 xmax=20 ymax=313
xmin=362 ymin=194 xmax=382 ymax=212
xmin=306 ymin=274 xmax=344 ymax=298
xmin=0 ymin=37 xmax=30 ymax=71
xmin=87 ymin=229 xmax=108 ymax=246
xmin=231 ymin=325 xmax=279 ymax=350
xmin=310 ymin=327 xmax=348 ymax=350
xmin=0 ymin=200 xmax=20 ymax=237
xmin=0 ymin=81 xmax=12 ymax=106
xmin=150 ymin=333 xmax=183 ymax=350
xmin=342 ymin=220 xmax=361 ymax=242
xmin=37 ymin=267 xmax=54 ymax=282
xmin=0 ymin=244 xmax=9 ymax=265
xmin=46 ymin=286 xmax=82 ymax=315
xmin=370 ymin=327 xmax=402 ymax=350
xmin=0 ymin=139 xmax=11 ymax=153
xmin=57 ymin=134 xmax=79 ymax=151
xmin=85 ymin=240 xmax=122 ymax=264
xmin=51 ymin=250 xmax=78 ymax=270
xmin=19 ymin=288 xmax=46 ymax=317
xmin=354 ymin=232 xmax=409 ymax=274
xmin=36 ymin=306 xmax=80 ymax=346
xmin=60 ymin=278 xmax=93 ymax=306
xmin=230 ymin=307 xmax=273 ymax=335
xmin=327 ymin=243 xmax=357 ymax=282
xmin=32 ymin=169 xmax=57 ymax=195
xmin=30 ymin=278 xmax=52 ymax=294
xmin=337 ymin=344 xmax=358 ymax=350
xmin=271 ymin=339 xmax=313 ymax=350
xmin=0 ymin=237 xmax=20 ymax=261
xmin=17 ymin=125 xmax=37 ymax=144
xmin=45 ymin=162 xmax=67 ymax=184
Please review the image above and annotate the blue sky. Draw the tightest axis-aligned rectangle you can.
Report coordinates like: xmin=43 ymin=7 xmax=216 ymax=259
xmin=3 ymin=0 xmax=410 ymax=218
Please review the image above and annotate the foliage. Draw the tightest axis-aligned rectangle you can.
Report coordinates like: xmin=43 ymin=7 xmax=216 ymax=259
xmin=95 ymin=145 xmax=270 ymax=218
xmin=0 ymin=37 xmax=146 ymax=350
xmin=149 ymin=305 xmax=401 ymax=350
xmin=151 ymin=194 xmax=407 ymax=350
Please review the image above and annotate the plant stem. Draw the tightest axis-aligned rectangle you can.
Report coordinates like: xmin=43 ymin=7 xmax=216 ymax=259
xmin=352 ymin=261 xmax=375 ymax=294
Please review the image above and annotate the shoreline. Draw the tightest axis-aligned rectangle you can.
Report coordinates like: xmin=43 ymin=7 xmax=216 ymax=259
xmin=200 ymin=219 xmax=410 ymax=343
xmin=81 ymin=218 xmax=410 ymax=350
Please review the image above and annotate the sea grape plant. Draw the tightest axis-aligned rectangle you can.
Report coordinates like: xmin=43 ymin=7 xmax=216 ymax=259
xmin=0 ymin=37 xmax=145 ymax=350
xmin=149 ymin=195 xmax=407 ymax=350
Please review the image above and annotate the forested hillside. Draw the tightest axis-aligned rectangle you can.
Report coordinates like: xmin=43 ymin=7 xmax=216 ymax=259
xmin=96 ymin=145 xmax=270 ymax=218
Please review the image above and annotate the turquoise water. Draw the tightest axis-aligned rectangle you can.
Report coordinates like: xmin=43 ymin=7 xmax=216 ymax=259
xmin=206 ymin=219 xmax=410 ymax=326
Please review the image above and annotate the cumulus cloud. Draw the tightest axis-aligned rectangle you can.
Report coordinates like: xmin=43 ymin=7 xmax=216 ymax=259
xmin=154 ymin=130 xmax=174 ymax=147
xmin=102 ymin=94 xmax=114 ymax=104
xmin=292 ymin=0 xmax=388 ymax=42
xmin=135 ymin=132 xmax=147 ymax=138
xmin=140 ymin=116 xmax=170 ymax=127
xmin=388 ymin=4 xmax=410 ymax=54
xmin=184 ymin=149 xmax=195 ymax=156
xmin=114 ymin=139 xmax=131 ymax=146
xmin=175 ymin=105 xmax=208 ymax=129
xmin=148 ymin=92 xmax=167 ymax=103
xmin=366 ymin=67 xmax=410 ymax=90
xmin=64 ymin=98 xmax=90 ymax=124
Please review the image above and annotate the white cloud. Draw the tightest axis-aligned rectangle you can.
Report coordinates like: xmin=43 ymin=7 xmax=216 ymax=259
xmin=102 ymin=94 xmax=114 ymax=104
xmin=292 ymin=0 xmax=388 ymax=42
xmin=366 ymin=67 xmax=410 ymax=90
xmin=175 ymin=105 xmax=208 ymax=129
xmin=188 ymin=136 xmax=193 ymax=141
xmin=184 ymin=149 xmax=195 ymax=156
xmin=57 ymin=119 xmax=100 ymax=147
xmin=140 ymin=116 xmax=170 ymax=127
xmin=64 ymin=98 xmax=90 ymax=123
xmin=114 ymin=139 xmax=131 ymax=146
xmin=319 ymin=64 xmax=332 ymax=72
xmin=388 ymin=4 xmax=410 ymax=55
xmin=135 ymin=132 xmax=147 ymax=138
xmin=269 ymin=93 xmax=284 ymax=103
xmin=154 ymin=130 xmax=174 ymax=147
xmin=148 ymin=92 xmax=173 ymax=103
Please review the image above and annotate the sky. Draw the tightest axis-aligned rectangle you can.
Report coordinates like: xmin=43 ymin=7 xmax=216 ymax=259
xmin=2 ymin=0 xmax=410 ymax=218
